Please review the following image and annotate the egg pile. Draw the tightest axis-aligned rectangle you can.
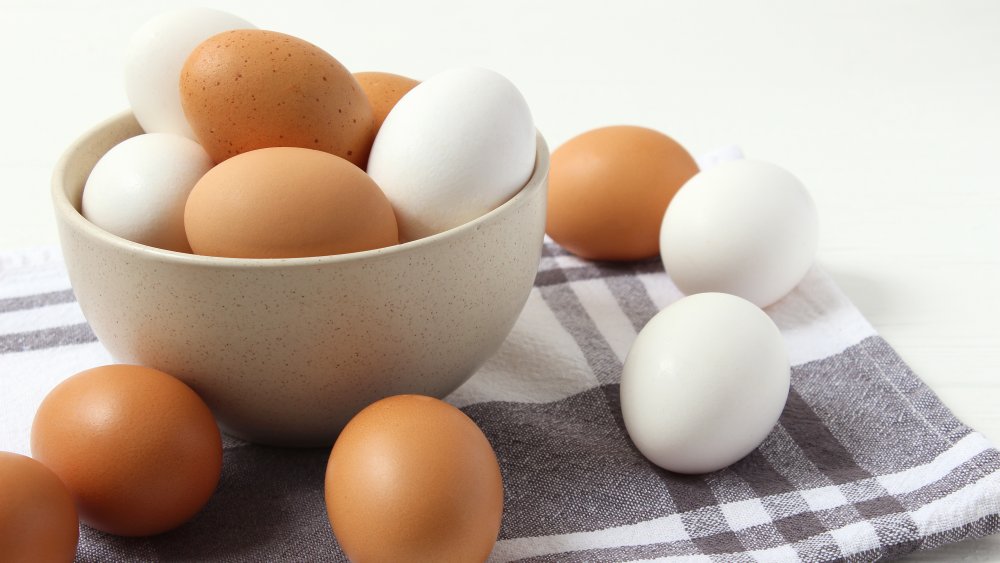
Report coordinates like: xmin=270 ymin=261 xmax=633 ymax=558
xmin=2 ymin=6 xmax=523 ymax=561
xmin=1 ymin=364 xmax=222 ymax=559
xmin=4 ymin=5 xmax=830 ymax=561
xmin=83 ymin=7 xmax=536 ymax=258
xmin=546 ymin=126 xmax=819 ymax=474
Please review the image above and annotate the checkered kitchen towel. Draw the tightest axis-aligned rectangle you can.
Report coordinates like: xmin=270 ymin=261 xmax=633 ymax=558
xmin=2 ymin=242 xmax=999 ymax=562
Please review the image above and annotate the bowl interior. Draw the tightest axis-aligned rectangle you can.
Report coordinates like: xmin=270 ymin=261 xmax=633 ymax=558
xmin=52 ymin=111 xmax=550 ymax=268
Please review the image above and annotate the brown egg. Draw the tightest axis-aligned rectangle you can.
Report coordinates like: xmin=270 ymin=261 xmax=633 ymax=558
xmin=353 ymin=71 xmax=419 ymax=136
xmin=185 ymin=147 xmax=398 ymax=258
xmin=325 ymin=395 xmax=504 ymax=562
xmin=180 ymin=29 xmax=374 ymax=166
xmin=30 ymin=365 xmax=222 ymax=537
xmin=546 ymin=125 xmax=699 ymax=261
xmin=0 ymin=452 xmax=79 ymax=562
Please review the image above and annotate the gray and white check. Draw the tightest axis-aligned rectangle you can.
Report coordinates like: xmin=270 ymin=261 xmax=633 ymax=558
xmin=1 ymin=242 xmax=998 ymax=562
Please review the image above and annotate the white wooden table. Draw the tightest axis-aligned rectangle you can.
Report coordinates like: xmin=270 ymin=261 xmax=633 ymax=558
xmin=1 ymin=1 xmax=997 ymax=559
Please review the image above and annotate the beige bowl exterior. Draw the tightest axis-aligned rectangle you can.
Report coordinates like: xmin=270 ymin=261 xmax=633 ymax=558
xmin=52 ymin=112 xmax=548 ymax=447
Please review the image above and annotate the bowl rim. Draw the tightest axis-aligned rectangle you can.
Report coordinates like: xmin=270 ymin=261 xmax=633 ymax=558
xmin=52 ymin=110 xmax=549 ymax=269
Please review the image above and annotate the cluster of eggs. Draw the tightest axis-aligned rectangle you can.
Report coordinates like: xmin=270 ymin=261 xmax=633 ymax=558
xmin=5 ymin=7 xmax=526 ymax=562
xmin=83 ymin=8 xmax=536 ymax=259
xmin=546 ymin=125 xmax=818 ymax=474
xmin=1 ymin=365 xmax=219 ymax=561
xmin=2 ymin=364 xmax=502 ymax=562
xmin=6 ymin=8 xmax=825 ymax=563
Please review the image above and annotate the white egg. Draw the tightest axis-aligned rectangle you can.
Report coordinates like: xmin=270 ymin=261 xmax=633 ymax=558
xmin=82 ymin=133 xmax=213 ymax=252
xmin=659 ymin=160 xmax=819 ymax=308
xmin=125 ymin=8 xmax=254 ymax=139
xmin=366 ymin=67 xmax=536 ymax=241
xmin=620 ymin=293 xmax=790 ymax=474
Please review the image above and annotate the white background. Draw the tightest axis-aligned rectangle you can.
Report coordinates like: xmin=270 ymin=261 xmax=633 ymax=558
xmin=1 ymin=1 xmax=997 ymax=560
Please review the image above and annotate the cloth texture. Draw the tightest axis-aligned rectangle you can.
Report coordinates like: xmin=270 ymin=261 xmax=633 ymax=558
xmin=1 ymin=243 xmax=998 ymax=562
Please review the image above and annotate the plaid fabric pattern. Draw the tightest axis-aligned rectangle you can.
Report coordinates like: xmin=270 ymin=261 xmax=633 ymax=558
xmin=1 ymin=243 xmax=998 ymax=562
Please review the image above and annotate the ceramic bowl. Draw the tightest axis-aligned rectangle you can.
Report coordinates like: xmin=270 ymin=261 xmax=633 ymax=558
xmin=52 ymin=112 xmax=548 ymax=447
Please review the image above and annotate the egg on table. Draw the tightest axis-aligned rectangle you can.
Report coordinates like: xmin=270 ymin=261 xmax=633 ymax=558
xmin=325 ymin=395 xmax=504 ymax=562
xmin=0 ymin=452 xmax=79 ymax=562
xmin=620 ymin=293 xmax=790 ymax=474
xmin=660 ymin=159 xmax=819 ymax=307
xmin=546 ymin=125 xmax=699 ymax=261
xmin=31 ymin=365 xmax=223 ymax=537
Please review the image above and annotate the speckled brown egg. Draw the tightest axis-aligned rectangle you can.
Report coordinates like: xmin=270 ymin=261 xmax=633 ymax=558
xmin=185 ymin=146 xmax=398 ymax=258
xmin=353 ymin=71 xmax=419 ymax=136
xmin=547 ymin=125 xmax=699 ymax=261
xmin=30 ymin=365 xmax=222 ymax=537
xmin=180 ymin=29 xmax=374 ymax=166
xmin=0 ymin=452 xmax=79 ymax=562
xmin=325 ymin=395 xmax=504 ymax=562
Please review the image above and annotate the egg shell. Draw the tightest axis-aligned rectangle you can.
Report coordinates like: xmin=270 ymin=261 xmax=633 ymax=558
xmin=660 ymin=159 xmax=818 ymax=308
xmin=354 ymin=71 xmax=420 ymax=137
xmin=366 ymin=67 xmax=536 ymax=241
xmin=180 ymin=29 xmax=374 ymax=166
xmin=184 ymin=147 xmax=398 ymax=259
xmin=82 ymin=133 xmax=213 ymax=252
xmin=620 ymin=293 xmax=790 ymax=474
xmin=30 ymin=365 xmax=222 ymax=537
xmin=125 ymin=7 xmax=255 ymax=139
xmin=547 ymin=126 xmax=699 ymax=261
xmin=325 ymin=395 xmax=504 ymax=562
xmin=0 ymin=452 xmax=79 ymax=562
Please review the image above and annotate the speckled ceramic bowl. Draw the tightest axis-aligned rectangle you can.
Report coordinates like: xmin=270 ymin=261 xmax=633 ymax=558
xmin=52 ymin=112 xmax=548 ymax=447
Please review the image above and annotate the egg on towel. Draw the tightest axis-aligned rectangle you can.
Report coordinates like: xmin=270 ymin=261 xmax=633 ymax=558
xmin=125 ymin=7 xmax=255 ymax=139
xmin=366 ymin=67 xmax=536 ymax=242
xmin=31 ymin=365 xmax=223 ymax=537
xmin=82 ymin=133 xmax=213 ymax=252
xmin=660 ymin=159 xmax=818 ymax=308
xmin=325 ymin=395 xmax=504 ymax=562
xmin=546 ymin=126 xmax=699 ymax=261
xmin=0 ymin=452 xmax=79 ymax=562
xmin=180 ymin=29 xmax=374 ymax=166
xmin=620 ymin=293 xmax=790 ymax=474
